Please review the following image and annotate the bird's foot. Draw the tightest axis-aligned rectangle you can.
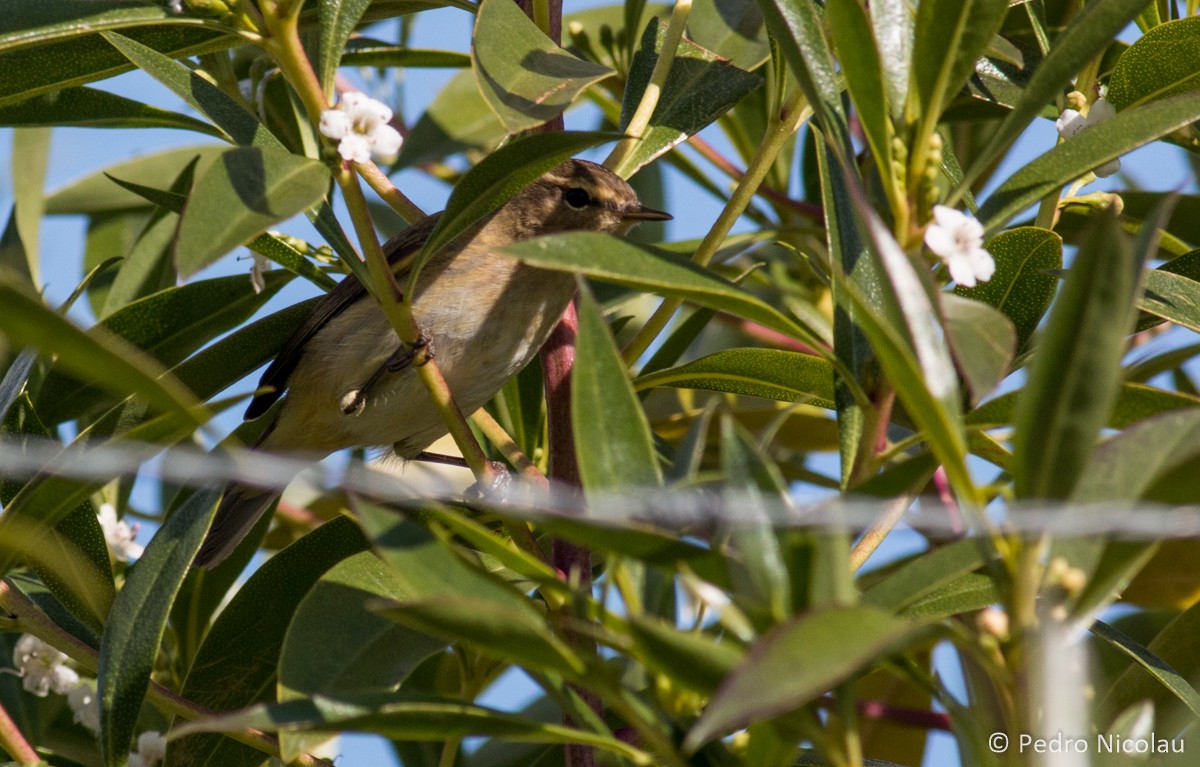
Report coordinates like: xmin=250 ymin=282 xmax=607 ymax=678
xmin=341 ymin=331 xmax=435 ymax=415
xmin=465 ymin=461 xmax=513 ymax=503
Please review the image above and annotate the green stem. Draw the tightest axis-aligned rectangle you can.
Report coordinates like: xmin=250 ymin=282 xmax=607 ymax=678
xmin=357 ymin=157 xmax=427 ymax=224
xmin=263 ymin=8 xmax=495 ymax=485
xmin=604 ymin=0 xmax=693 ymax=174
xmin=620 ymin=88 xmax=811 ymax=366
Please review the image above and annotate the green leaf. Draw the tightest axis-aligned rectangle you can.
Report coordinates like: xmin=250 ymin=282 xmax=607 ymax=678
xmin=832 ymin=176 xmax=969 ymax=493
xmin=472 ymin=0 xmax=613 ymax=133
xmin=942 ymin=294 xmax=1016 ymax=406
xmin=629 ymin=615 xmax=743 ymax=696
xmin=899 ymin=572 xmax=999 ymax=618
xmin=719 ymin=417 xmax=793 ymax=620
xmin=862 ymin=539 xmax=990 ymax=613
xmin=502 ymin=232 xmax=826 ymax=349
xmin=870 ymin=0 xmax=913 ymax=123
xmin=908 ymin=0 xmax=1008 ymax=126
xmin=574 ymin=282 xmax=663 ymax=491
xmin=1075 ymin=409 xmax=1200 ymax=503
xmin=0 ymin=16 xmax=230 ymax=109
xmin=12 ymin=128 xmax=50 ymax=286
xmin=687 ymin=0 xmax=769 ymax=70
xmin=958 ymin=0 xmax=1152 ymax=192
xmin=100 ymin=158 xmax=198 ymax=316
xmin=318 ymin=0 xmax=372 ymax=96
xmin=1091 ymin=619 xmax=1200 ymax=719
xmin=1140 ymin=266 xmax=1200 ymax=333
xmin=280 ymin=551 xmax=444 ymax=697
xmin=340 ymin=41 xmax=471 ymax=69
xmin=0 ymin=273 xmax=203 ymax=426
xmin=101 ymin=31 xmax=281 ymax=149
xmin=1012 ymin=211 xmax=1140 ymax=500
xmin=36 ymin=271 xmax=294 ymax=425
xmin=170 ymin=517 xmax=370 ymax=767
xmin=754 ymin=0 xmax=851 ymax=151
xmin=46 ymin=146 xmax=230 ymax=214
xmin=98 ymin=488 xmax=220 ymax=767
xmin=979 ymin=92 xmax=1200 ymax=232
xmin=827 ymin=0 xmax=894 ymax=199
xmin=354 ymin=505 xmax=586 ymax=678
xmin=1099 ymin=602 xmax=1200 ymax=732
xmin=970 ymin=381 xmax=1200 ymax=429
xmin=414 ymin=131 xmax=616 ymax=274
xmin=635 ymin=348 xmax=836 ymax=408
xmin=613 ymin=19 xmax=761 ymax=177
xmin=0 ymin=398 xmax=114 ymax=636
xmin=104 ymin=168 xmax=338 ymax=293
xmin=955 ymin=226 xmax=1061 ymax=352
xmin=1109 ymin=17 xmax=1200 ymax=109
xmin=684 ymin=606 xmax=919 ymax=750
xmin=175 ymin=146 xmax=330 ymax=276
xmin=0 ymin=86 xmax=224 ymax=136
xmin=395 ymin=69 xmax=505 ymax=168
xmin=170 ymin=693 xmax=653 ymax=764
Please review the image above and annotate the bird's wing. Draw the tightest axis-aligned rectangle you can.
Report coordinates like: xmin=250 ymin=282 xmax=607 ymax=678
xmin=243 ymin=212 xmax=443 ymax=420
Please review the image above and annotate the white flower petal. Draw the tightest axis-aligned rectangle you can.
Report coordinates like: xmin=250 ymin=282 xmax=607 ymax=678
xmin=970 ymin=248 xmax=996 ymax=284
xmin=368 ymin=124 xmax=403 ymax=159
xmin=68 ymin=682 xmax=100 ymax=733
xmin=136 ymin=731 xmax=167 ymax=762
xmin=318 ymin=109 xmax=351 ymax=140
xmin=1056 ymin=109 xmax=1085 ymax=139
xmin=337 ymin=133 xmax=372 ymax=164
xmin=1088 ymin=98 xmax=1116 ymax=123
xmin=924 ymin=226 xmax=959 ymax=260
xmin=1095 ymin=157 xmax=1121 ymax=178
xmin=946 ymin=253 xmax=978 ymax=288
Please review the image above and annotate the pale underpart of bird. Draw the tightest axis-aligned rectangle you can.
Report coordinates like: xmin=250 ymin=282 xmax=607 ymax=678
xmin=194 ymin=159 xmax=671 ymax=567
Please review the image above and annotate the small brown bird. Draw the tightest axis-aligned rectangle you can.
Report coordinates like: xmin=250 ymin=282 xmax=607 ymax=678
xmin=195 ymin=159 xmax=670 ymax=567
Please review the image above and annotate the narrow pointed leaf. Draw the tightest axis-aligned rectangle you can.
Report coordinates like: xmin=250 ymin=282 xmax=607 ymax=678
xmin=318 ymin=0 xmax=373 ymax=95
xmin=979 ymin=92 xmax=1200 ymax=232
xmin=99 ymin=488 xmax=220 ymax=766
xmin=959 ymin=0 xmax=1151 ymax=192
xmin=942 ymin=294 xmax=1016 ymax=406
xmin=175 ymin=146 xmax=329 ymax=276
xmin=955 ymin=226 xmax=1061 ymax=352
xmin=684 ymin=606 xmax=919 ymax=750
xmin=613 ymin=19 xmax=762 ymax=176
xmin=908 ymin=0 xmax=1008 ymax=125
xmin=1108 ymin=17 xmax=1200 ymax=109
xmin=0 ymin=86 xmax=223 ymax=135
xmin=574 ymin=282 xmax=663 ymax=491
xmin=635 ymin=348 xmax=835 ymax=408
xmin=472 ymin=0 xmax=613 ymax=133
xmin=1012 ymin=211 xmax=1140 ymax=499
xmin=170 ymin=517 xmax=370 ymax=767
xmin=502 ymin=232 xmax=827 ymax=349
xmin=0 ymin=274 xmax=203 ymax=426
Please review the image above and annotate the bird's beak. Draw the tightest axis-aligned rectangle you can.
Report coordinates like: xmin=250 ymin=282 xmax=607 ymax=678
xmin=622 ymin=205 xmax=672 ymax=222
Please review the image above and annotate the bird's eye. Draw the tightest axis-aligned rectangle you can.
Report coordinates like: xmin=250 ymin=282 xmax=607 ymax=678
xmin=564 ymin=187 xmax=591 ymax=209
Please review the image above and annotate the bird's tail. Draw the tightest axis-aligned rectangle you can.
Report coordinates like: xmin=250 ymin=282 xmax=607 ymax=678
xmin=193 ymin=483 xmax=280 ymax=569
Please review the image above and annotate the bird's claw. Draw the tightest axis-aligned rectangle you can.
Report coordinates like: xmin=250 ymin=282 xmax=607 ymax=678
xmin=464 ymin=461 xmax=513 ymax=503
xmin=342 ymin=330 xmax=435 ymax=415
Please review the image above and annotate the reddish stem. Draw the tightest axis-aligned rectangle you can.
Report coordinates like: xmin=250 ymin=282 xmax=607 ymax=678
xmin=0 ymin=700 xmax=38 ymax=765
xmin=819 ymin=695 xmax=954 ymax=732
xmin=686 ymin=134 xmax=823 ymax=218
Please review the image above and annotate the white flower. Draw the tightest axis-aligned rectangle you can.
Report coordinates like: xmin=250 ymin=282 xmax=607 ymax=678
xmin=68 ymin=681 xmax=100 ymax=733
xmin=128 ymin=731 xmax=167 ymax=767
xmin=250 ymin=253 xmax=271 ymax=294
xmin=319 ymin=93 xmax=403 ymax=164
xmin=12 ymin=635 xmax=79 ymax=697
xmin=924 ymin=206 xmax=995 ymax=288
xmin=97 ymin=503 xmax=144 ymax=563
xmin=167 ymin=0 xmax=184 ymax=12
xmin=1056 ymin=97 xmax=1120 ymax=178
